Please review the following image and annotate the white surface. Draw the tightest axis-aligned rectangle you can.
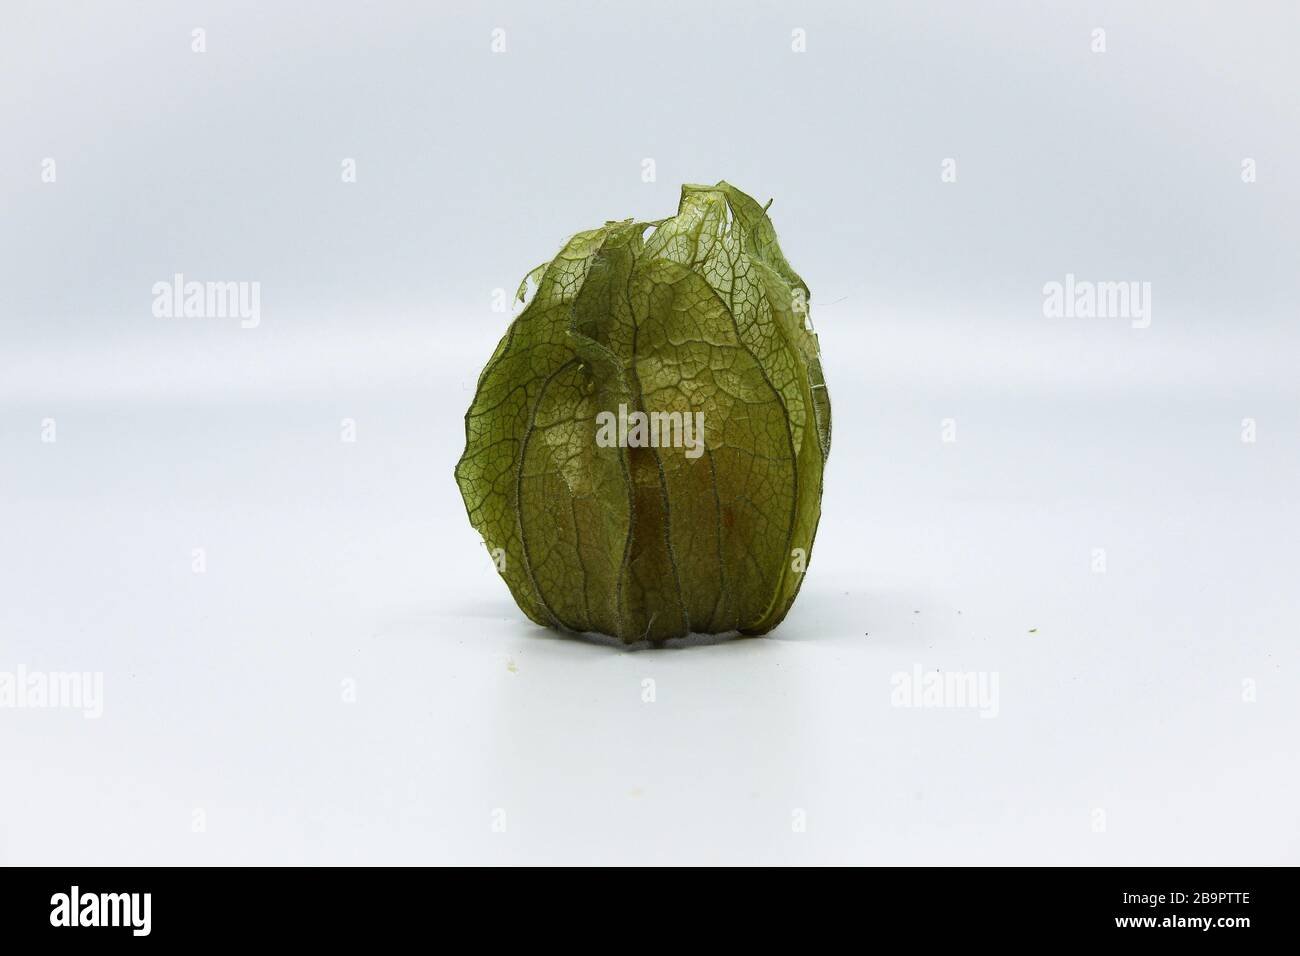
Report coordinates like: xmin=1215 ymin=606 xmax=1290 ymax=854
xmin=2 ymin=1 xmax=1297 ymax=865
xmin=2 ymin=323 xmax=1296 ymax=865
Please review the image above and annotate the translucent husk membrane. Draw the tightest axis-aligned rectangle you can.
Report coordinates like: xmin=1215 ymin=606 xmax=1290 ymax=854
xmin=455 ymin=183 xmax=831 ymax=643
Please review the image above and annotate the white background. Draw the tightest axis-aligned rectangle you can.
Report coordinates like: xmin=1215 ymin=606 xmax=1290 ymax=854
xmin=1 ymin=1 xmax=1297 ymax=864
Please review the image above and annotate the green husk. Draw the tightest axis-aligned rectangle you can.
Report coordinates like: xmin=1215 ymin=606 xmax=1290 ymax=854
xmin=455 ymin=183 xmax=831 ymax=643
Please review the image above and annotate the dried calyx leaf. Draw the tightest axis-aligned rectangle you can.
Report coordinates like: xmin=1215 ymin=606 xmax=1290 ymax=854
xmin=456 ymin=182 xmax=831 ymax=643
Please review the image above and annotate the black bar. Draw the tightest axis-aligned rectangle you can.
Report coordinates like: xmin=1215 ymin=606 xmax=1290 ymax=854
xmin=0 ymin=866 xmax=1288 ymax=942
